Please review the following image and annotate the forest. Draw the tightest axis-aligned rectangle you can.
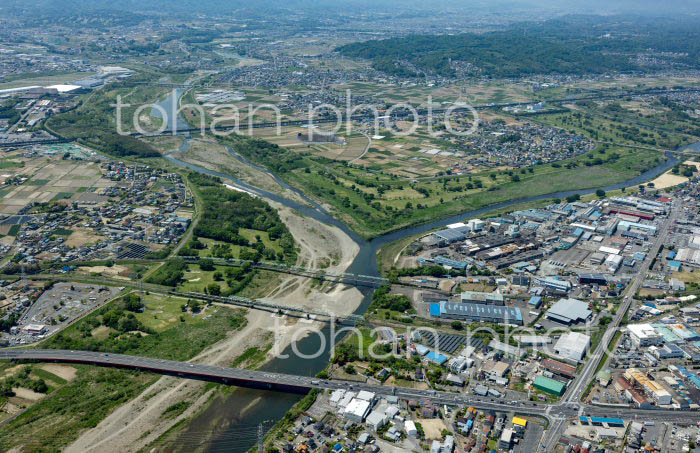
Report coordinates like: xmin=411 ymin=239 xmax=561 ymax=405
xmin=189 ymin=172 xmax=297 ymax=264
xmin=337 ymin=16 xmax=700 ymax=78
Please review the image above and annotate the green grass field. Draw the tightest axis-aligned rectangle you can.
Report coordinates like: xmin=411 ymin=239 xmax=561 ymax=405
xmin=281 ymin=144 xmax=664 ymax=237
xmin=0 ymin=295 xmax=248 ymax=452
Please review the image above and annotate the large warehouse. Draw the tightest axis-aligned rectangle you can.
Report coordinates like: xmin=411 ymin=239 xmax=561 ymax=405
xmin=430 ymin=302 xmax=523 ymax=325
xmin=460 ymin=290 xmax=504 ymax=306
xmin=554 ymin=332 xmax=591 ymax=362
xmin=546 ymin=298 xmax=592 ymax=325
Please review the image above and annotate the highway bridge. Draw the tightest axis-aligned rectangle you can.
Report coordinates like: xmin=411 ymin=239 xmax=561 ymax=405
xmin=173 ymin=256 xmax=387 ymax=288
xmin=2 ymin=349 xmax=700 ymax=424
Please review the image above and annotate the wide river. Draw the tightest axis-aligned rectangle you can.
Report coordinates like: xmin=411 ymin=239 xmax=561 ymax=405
xmin=156 ymin=89 xmax=693 ymax=451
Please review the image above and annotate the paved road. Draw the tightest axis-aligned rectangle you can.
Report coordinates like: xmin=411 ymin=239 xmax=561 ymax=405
xmin=541 ymin=201 xmax=680 ymax=451
xmin=2 ymin=348 xmax=700 ymax=425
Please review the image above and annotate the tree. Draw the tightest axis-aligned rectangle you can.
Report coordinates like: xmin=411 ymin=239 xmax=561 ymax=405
xmin=199 ymin=258 xmax=215 ymax=271
xmin=596 ymin=189 xmax=606 ymax=198
xmin=122 ymin=294 xmax=144 ymax=312
xmin=207 ymin=283 xmax=221 ymax=296
xmin=451 ymin=321 xmax=464 ymax=331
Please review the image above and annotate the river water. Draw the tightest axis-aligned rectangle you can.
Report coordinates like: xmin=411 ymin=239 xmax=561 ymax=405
xmin=157 ymin=90 xmax=693 ymax=451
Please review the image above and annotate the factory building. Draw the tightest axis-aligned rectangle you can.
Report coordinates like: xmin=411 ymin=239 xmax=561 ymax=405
xmin=533 ymin=376 xmax=566 ymax=396
xmin=627 ymin=324 xmax=664 ymax=347
xmin=554 ymin=332 xmax=591 ymax=362
xmin=624 ymin=368 xmax=672 ymax=405
xmin=460 ymin=290 xmax=504 ymax=306
xmin=430 ymin=302 xmax=523 ymax=325
xmin=545 ymin=298 xmax=592 ymax=325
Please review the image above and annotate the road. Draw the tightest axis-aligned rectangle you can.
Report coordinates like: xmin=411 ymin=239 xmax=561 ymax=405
xmin=2 ymin=348 xmax=700 ymax=426
xmin=7 ymin=100 xmax=35 ymax=133
xmin=5 ymin=273 xmax=364 ymax=324
xmin=540 ymin=200 xmax=681 ymax=451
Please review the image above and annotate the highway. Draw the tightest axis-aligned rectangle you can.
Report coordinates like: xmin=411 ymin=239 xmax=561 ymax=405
xmin=2 ymin=349 xmax=700 ymax=426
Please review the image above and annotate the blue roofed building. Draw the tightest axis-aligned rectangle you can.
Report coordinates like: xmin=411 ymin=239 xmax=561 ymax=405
xmin=579 ymin=416 xmax=624 ymax=427
xmin=528 ymin=296 xmax=542 ymax=308
xmin=425 ymin=351 xmax=448 ymax=365
xmin=430 ymin=302 xmax=523 ymax=325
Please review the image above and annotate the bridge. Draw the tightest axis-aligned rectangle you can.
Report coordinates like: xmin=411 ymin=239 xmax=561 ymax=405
xmin=2 ymin=349 xmax=700 ymax=424
xmin=179 ymin=256 xmax=389 ymax=288
xmin=128 ymin=81 xmax=193 ymax=89
xmin=0 ymin=138 xmax=73 ymax=149
xmin=18 ymin=273 xmax=365 ymax=325
xmin=61 ymin=257 xmax=389 ymax=288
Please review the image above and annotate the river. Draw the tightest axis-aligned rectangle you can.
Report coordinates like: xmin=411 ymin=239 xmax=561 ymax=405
xmin=158 ymin=90 xmax=693 ymax=451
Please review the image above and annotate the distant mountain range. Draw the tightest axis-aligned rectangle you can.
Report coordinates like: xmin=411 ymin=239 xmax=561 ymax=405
xmin=2 ymin=0 xmax=699 ymax=17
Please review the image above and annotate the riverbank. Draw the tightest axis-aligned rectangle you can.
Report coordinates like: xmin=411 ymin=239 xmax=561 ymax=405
xmin=61 ymin=187 xmax=364 ymax=453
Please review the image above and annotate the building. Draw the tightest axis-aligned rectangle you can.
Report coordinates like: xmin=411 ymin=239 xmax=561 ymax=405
xmin=605 ymin=254 xmax=623 ymax=273
xmin=534 ymin=375 xmax=566 ymax=396
xmin=430 ymin=302 xmax=523 ymax=325
xmin=405 ymin=420 xmax=418 ymax=436
xmin=365 ymin=410 xmax=388 ymax=431
xmin=499 ymin=428 xmax=513 ymax=450
xmin=533 ymin=276 xmax=572 ymax=293
xmin=343 ymin=398 xmax=371 ymax=422
xmin=554 ymin=332 xmax=591 ymax=362
xmin=579 ymin=416 xmax=625 ymax=428
xmin=628 ymin=324 xmax=664 ymax=347
xmin=624 ymin=368 xmax=672 ymax=405
xmin=425 ymin=351 xmax=448 ymax=365
xmin=546 ymin=298 xmax=592 ymax=325
xmin=515 ymin=335 xmax=551 ymax=347
xmin=528 ymin=296 xmax=543 ymax=308
xmin=513 ymin=416 xmax=528 ymax=429
xmin=653 ymin=344 xmax=685 ymax=359
xmin=542 ymin=359 xmax=577 ymax=379
xmin=22 ymin=324 xmax=47 ymax=335
xmin=460 ymin=290 xmax=504 ymax=305
xmin=433 ymin=228 xmax=468 ymax=244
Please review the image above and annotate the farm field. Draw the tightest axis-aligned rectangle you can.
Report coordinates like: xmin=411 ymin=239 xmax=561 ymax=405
xmin=0 ymin=158 xmax=112 ymax=215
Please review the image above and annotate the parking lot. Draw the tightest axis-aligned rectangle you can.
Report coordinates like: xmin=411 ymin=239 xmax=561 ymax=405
xmin=3 ymin=282 xmax=122 ymax=345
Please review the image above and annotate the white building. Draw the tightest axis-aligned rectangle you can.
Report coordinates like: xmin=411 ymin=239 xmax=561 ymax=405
xmin=405 ymin=420 xmax=418 ymax=436
xmin=343 ymin=398 xmax=371 ymax=422
xmin=329 ymin=389 xmax=346 ymax=406
xmin=554 ymin=331 xmax=591 ymax=362
xmin=627 ymin=324 xmax=664 ymax=347
xmin=365 ymin=410 xmax=388 ymax=431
